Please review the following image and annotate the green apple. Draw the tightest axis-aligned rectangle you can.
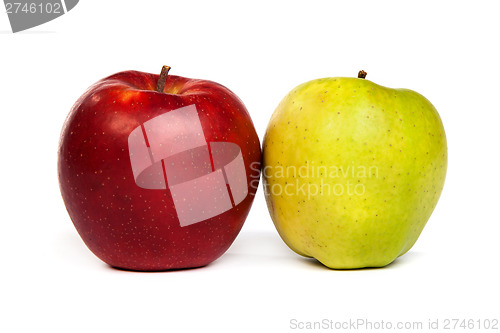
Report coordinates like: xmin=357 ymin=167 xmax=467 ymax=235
xmin=263 ymin=71 xmax=447 ymax=269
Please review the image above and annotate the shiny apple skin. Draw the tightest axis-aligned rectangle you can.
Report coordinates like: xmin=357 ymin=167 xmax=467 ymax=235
xmin=58 ymin=70 xmax=261 ymax=271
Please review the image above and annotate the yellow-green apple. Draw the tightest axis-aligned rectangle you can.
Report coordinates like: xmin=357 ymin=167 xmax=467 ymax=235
xmin=58 ymin=66 xmax=261 ymax=271
xmin=263 ymin=71 xmax=447 ymax=269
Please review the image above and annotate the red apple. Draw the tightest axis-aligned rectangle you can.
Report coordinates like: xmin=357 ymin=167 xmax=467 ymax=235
xmin=58 ymin=66 xmax=261 ymax=271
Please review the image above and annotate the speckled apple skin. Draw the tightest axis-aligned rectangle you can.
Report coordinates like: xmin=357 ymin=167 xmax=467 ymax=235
xmin=58 ymin=70 xmax=261 ymax=271
xmin=263 ymin=77 xmax=447 ymax=269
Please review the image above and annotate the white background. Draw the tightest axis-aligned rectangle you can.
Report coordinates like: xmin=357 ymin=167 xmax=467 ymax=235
xmin=1 ymin=1 xmax=499 ymax=332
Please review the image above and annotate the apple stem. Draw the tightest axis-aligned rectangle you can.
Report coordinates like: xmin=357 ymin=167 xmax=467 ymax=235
xmin=156 ymin=66 xmax=171 ymax=93
xmin=358 ymin=70 xmax=367 ymax=79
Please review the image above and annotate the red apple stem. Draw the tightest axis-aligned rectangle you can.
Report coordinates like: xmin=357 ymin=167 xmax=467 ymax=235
xmin=156 ymin=66 xmax=171 ymax=93
xmin=358 ymin=70 xmax=367 ymax=79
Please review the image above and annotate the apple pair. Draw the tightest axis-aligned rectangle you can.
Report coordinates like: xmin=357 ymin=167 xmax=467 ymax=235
xmin=58 ymin=67 xmax=447 ymax=271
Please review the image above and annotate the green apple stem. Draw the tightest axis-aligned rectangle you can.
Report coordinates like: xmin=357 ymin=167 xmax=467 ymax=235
xmin=358 ymin=70 xmax=367 ymax=79
xmin=156 ymin=65 xmax=171 ymax=93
